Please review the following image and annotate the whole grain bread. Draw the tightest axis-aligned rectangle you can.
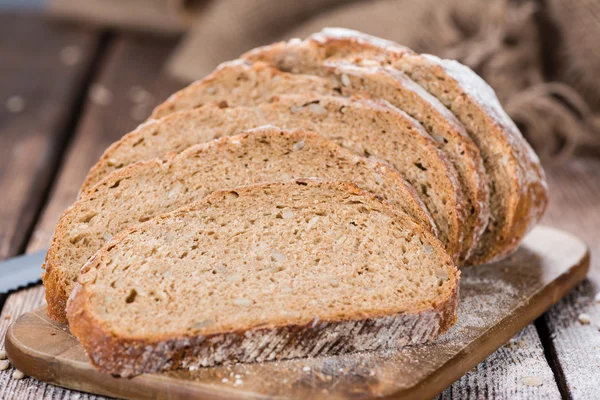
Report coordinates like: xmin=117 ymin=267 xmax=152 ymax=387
xmin=44 ymin=126 xmax=434 ymax=323
xmin=84 ymin=94 xmax=463 ymax=260
xmin=149 ymin=61 xmax=470 ymax=262
xmin=66 ymin=179 xmax=459 ymax=377
xmin=244 ymin=28 xmax=548 ymax=265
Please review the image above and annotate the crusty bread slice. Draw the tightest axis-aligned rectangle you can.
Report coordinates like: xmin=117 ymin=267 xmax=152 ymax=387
xmin=151 ymin=59 xmax=340 ymax=119
xmin=66 ymin=180 xmax=459 ymax=377
xmin=44 ymin=126 xmax=434 ymax=323
xmin=242 ymin=39 xmax=488 ymax=266
xmin=148 ymin=61 xmax=468 ymax=263
xmin=245 ymin=28 xmax=548 ymax=265
xmin=83 ymin=94 xmax=462 ymax=259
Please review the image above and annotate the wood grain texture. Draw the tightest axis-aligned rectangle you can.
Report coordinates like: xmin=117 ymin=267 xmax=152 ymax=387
xmin=436 ymin=325 xmax=560 ymax=399
xmin=0 ymin=13 xmax=99 ymax=260
xmin=26 ymin=34 xmax=183 ymax=253
xmin=539 ymin=157 xmax=600 ymax=399
xmin=5 ymin=226 xmax=587 ymax=399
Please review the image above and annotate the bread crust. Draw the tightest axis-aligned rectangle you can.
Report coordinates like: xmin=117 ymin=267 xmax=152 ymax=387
xmin=67 ymin=180 xmax=459 ymax=377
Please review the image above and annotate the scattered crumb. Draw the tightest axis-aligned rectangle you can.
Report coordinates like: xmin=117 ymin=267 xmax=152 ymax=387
xmin=12 ymin=369 xmax=25 ymax=380
xmin=60 ymin=45 xmax=82 ymax=66
xmin=578 ymin=313 xmax=591 ymax=324
xmin=0 ymin=360 xmax=9 ymax=371
xmin=521 ymin=375 xmax=543 ymax=387
xmin=88 ymin=84 xmax=113 ymax=106
xmin=234 ymin=374 xmax=242 ymax=379
xmin=221 ymin=377 xmax=229 ymax=383
xmin=188 ymin=365 xmax=198 ymax=371
xmin=233 ymin=379 xmax=243 ymax=387
xmin=4 ymin=314 xmax=11 ymax=320
xmin=5 ymin=96 xmax=25 ymax=113
xmin=0 ymin=350 xmax=6 ymax=360
xmin=595 ymin=292 xmax=600 ymax=303
xmin=302 ymin=366 xmax=311 ymax=372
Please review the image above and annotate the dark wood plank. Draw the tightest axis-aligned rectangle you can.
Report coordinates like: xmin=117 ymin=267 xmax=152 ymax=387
xmin=0 ymin=33 xmax=183 ymax=400
xmin=0 ymin=13 xmax=100 ymax=260
xmin=537 ymin=157 xmax=600 ymax=399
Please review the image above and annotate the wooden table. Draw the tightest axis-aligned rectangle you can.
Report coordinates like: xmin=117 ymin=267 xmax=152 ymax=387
xmin=0 ymin=13 xmax=599 ymax=400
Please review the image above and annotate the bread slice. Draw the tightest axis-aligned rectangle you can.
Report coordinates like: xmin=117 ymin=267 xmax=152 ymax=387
xmin=66 ymin=179 xmax=460 ymax=377
xmin=151 ymin=59 xmax=340 ymax=119
xmin=149 ymin=62 xmax=469 ymax=263
xmin=245 ymin=28 xmax=548 ymax=265
xmin=44 ymin=126 xmax=435 ymax=323
xmin=84 ymin=94 xmax=462 ymax=259
xmin=242 ymin=39 xmax=488 ymax=266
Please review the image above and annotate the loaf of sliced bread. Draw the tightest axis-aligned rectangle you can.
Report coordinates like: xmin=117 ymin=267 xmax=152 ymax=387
xmin=66 ymin=180 xmax=459 ymax=377
xmin=148 ymin=61 xmax=470 ymax=262
xmin=244 ymin=28 xmax=548 ymax=265
xmin=84 ymin=94 xmax=463 ymax=259
xmin=44 ymin=126 xmax=434 ymax=323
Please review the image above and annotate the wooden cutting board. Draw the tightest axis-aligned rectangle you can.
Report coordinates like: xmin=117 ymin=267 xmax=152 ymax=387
xmin=4 ymin=226 xmax=590 ymax=400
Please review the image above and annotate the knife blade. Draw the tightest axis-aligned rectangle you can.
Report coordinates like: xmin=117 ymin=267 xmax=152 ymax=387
xmin=0 ymin=249 xmax=47 ymax=294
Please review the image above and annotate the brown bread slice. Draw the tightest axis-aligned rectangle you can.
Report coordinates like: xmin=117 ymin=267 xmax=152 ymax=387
xmin=151 ymin=59 xmax=340 ymax=119
xmin=243 ymin=39 xmax=488 ymax=265
xmin=84 ymin=94 xmax=460 ymax=259
xmin=245 ymin=28 xmax=548 ymax=265
xmin=149 ymin=61 xmax=468 ymax=263
xmin=66 ymin=180 xmax=460 ymax=377
xmin=44 ymin=126 xmax=434 ymax=323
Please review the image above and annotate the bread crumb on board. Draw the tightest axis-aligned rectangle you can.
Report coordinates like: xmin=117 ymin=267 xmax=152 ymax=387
xmin=578 ymin=313 xmax=591 ymax=324
xmin=12 ymin=369 xmax=25 ymax=380
xmin=0 ymin=350 xmax=7 ymax=360
xmin=521 ymin=375 xmax=544 ymax=387
xmin=0 ymin=360 xmax=10 ymax=371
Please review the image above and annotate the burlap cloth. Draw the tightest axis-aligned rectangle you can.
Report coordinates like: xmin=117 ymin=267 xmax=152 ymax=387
xmin=48 ymin=0 xmax=600 ymax=161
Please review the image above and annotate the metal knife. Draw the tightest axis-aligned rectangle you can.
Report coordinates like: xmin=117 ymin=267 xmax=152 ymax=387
xmin=0 ymin=249 xmax=47 ymax=294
